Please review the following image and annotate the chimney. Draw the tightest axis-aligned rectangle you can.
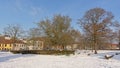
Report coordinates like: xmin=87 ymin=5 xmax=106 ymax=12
xmin=4 ymin=35 xmax=11 ymax=40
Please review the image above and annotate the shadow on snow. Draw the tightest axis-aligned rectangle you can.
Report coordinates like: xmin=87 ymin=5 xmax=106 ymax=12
xmin=0 ymin=52 xmax=36 ymax=62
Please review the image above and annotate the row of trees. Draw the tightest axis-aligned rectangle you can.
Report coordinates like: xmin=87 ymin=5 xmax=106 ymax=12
xmin=2 ymin=7 xmax=120 ymax=54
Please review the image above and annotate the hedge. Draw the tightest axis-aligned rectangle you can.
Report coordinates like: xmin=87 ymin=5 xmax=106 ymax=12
xmin=10 ymin=50 xmax=74 ymax=55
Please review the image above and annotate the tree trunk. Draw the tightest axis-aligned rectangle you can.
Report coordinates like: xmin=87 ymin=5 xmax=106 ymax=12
xmin=94 ymin=42 xmax=97 ymax=54
xmin=118 ymin=30 xmax=120 ymax=50
xmin=94 ymin=50 xmax=97 ymax=54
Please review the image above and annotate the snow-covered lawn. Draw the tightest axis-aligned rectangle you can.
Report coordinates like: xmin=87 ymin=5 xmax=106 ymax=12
xmin=0 ymin=50 xmax=120 ymax=68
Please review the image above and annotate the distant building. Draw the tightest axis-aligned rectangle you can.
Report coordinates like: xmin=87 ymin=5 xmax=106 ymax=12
xmin=66 ymin=42 xmax=80 ymax=50
xmin=12 ymin=40 xmax=27 ymax=51
xmin=27 ymin=37 xmax=45 ymax=50
xmin=0 ymin=35 xmax=26 ymax=51
xmin=0 ymin=36 xmax=12 ymax=51
xmin=27 ymin=37 xmax=80 ymax=51
xmin=108 ymin=44 xmax=118 ymax=49
xmin=0 ymin=35 xmax=80 ymax=51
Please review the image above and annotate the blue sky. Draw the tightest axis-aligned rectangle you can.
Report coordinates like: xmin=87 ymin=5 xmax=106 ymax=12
xmin=0 ymin=0 xmax=120 ymax=33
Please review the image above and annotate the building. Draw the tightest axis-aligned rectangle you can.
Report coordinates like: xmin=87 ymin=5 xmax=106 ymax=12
xmin=0 ymin=35 xmax=26 ymax=51
xmin=12 ymin=40 xmax=27 ymax=51
xmin=66 ymin=42 xmax=80 ymax=50
xmin=0 ymin=36 xmax=12 ymax=51
xmin=108 ymin=44 xmax=118 ymax=49
xmin=27 ymin=37 xmax=44 ymax=50
xmin=27 ymin=37 xmax=81 ymax=51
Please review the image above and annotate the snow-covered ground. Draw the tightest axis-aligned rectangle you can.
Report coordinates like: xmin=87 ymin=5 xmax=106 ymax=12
xmin=0 ymin=50 xmax=120 ymax=68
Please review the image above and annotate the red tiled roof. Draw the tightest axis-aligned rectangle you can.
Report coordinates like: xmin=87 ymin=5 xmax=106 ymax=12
xmin=111 ymin=44 xmax=118 ymax=46
xmin=0 ymin=36 xmax=25 ymax=44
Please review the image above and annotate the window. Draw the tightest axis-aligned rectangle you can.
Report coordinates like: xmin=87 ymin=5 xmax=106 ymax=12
xmin=14 ymin=44 xmax=16 ymax=47
xmin=5 ymin=44 xmax=7 ymax=47
xmin=10 ymin=44 xmax=11 ymax=47
xmin=2 ymin=48 xmax=3 ymax=50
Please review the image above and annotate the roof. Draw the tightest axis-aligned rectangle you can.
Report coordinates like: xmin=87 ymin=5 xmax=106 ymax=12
xmin=0 ymin=36 xmax=25 ymax=44
xmin=29 ymin=37 xmax=46 ymax=41
xmin=111 ymin=44 xmax=118 ymax=46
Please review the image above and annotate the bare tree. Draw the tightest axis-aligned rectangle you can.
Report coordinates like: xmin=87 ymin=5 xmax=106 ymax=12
xmin=112 ymin=21 xmax=120 ymax=50
xmin=78 ymin=8 xmax=114 ymax=54
xmin=116 ymin=21 xmax=120 ymax=50
xmin=106 ymin=30 xmax=117 ymax=49
xmin=118 ymin=30 xmax=120 ymax=50
xmin=28 ymin=28 xmax=41 ymax=39
xmin=116 ymin=29 xmax=120 ymax=50
xmin=3 ymin=24 xmax=24 ymax=40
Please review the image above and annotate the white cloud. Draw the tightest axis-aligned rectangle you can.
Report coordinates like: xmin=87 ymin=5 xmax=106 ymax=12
xmin=29 ymin=6 xmax=43 ymax=17
xmin=14 ymin=0 xmax=43 ymax=17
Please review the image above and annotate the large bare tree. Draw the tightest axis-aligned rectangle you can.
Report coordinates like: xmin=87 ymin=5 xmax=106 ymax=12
xmin=78 ymin=8 xmax=114 ymax=54
xmin=116 ymin=21 xmax=120 ymax=50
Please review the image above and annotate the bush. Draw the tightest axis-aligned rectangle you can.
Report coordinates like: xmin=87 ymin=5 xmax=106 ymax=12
xmin=10 ymin=50 xmax=74 ymax=55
